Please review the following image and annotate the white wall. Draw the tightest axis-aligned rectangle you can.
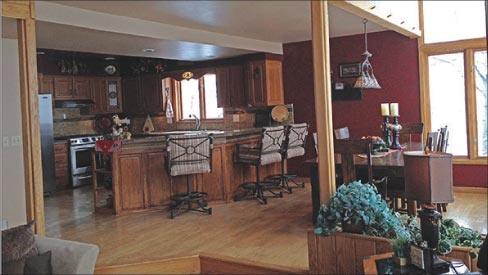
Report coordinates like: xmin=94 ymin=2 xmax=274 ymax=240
xmin=1 ymin=37 xmax=27 ymax=228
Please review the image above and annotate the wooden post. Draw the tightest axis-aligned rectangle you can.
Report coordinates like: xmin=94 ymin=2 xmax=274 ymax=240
xmin=2 ymin=0 xmax=45 ymax=235
xmin=311 ymin=1 xmax=336 ymax=205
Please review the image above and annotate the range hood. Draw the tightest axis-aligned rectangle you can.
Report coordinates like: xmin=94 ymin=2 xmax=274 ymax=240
xmin=54 ymin=99 xmax=96 ymax=108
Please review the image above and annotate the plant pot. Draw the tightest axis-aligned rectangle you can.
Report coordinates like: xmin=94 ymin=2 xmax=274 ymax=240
xmin=341 ymin=222 xmax=364 ymax=234
xmin=393 ymin=256 xmax=409 ymax=266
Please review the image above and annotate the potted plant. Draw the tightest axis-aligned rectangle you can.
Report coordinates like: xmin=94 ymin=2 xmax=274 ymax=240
xmin=315 ymin=181 xmax=410 ymax=239
xmin=391 ymin=236 xmax=411 ymax=266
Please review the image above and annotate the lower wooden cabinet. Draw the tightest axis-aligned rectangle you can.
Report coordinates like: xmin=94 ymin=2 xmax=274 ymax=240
xmin=111 ymin=140 xmax=280 ymax=214
xmin=54 ymin=142 xmax=70 ymax=190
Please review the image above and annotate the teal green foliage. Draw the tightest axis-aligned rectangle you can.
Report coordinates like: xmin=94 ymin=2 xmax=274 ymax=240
xmin=314 ymin=181 xmax=410 ymax=239
xmin=314 ymin=181 xmax=483 ymax=258
xmin=391 ymin=236 xmax=411 ymax=258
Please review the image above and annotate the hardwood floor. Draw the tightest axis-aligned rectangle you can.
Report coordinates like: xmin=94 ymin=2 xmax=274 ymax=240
xmin=44 ymin=180 xmax=487 ymax=270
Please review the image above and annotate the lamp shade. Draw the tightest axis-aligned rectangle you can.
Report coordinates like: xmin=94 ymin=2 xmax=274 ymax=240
xmin=404 ymin=151 xmax=454 ymax=203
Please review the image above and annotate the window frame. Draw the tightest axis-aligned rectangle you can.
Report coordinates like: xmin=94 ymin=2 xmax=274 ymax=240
xmin=418 ymin=2 xmax=487 ymax=164
xmin=175 ymin=74 xmax=224 ymax=122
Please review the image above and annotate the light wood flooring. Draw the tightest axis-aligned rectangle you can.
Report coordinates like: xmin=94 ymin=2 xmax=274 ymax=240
xmin=44 ymin=181 xmax=487 ymax=270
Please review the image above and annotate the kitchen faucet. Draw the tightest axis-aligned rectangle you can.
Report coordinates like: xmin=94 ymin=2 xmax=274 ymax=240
xmin=189 ymin=114 xmax=201 ymax=131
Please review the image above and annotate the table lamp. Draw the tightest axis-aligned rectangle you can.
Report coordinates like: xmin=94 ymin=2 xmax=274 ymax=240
xmin=403 ymin=151 xmax=454 ymax=273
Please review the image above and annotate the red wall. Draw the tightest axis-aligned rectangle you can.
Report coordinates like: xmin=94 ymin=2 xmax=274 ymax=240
xmin=282 ymin=31 xmax=487 ymax=188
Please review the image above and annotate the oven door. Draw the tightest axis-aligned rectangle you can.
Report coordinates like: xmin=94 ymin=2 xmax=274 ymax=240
xmin=70 ymin=145 xmax=94 ymax=176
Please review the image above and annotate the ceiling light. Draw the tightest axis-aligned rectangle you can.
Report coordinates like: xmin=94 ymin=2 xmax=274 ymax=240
xmin=36 ymin=51 xmax=45 ymax=55
xmin=143 ymin=48 xmax=155 ymax=53
xmin=354 ymin=19 xmax=381 ymax=89
xmin=104 ymin=57 xmax=116 ymax=61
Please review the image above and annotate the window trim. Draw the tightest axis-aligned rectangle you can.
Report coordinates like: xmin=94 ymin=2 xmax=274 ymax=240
xmin=175 ymin=74 xmax=224 ymax=122
xmin=418 ymin=2 xmax=487 ymax=164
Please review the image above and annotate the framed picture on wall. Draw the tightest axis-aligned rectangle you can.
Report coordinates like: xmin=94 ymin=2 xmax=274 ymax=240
xmin=339 ymin=63 xmax=362 ymax=78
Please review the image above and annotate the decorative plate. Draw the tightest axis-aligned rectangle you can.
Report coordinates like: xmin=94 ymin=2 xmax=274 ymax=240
xmin=95 ymin=115 xmax=114 ymax=133
xmin=104 ymin=65 xmax=116 ymax=75
xmin=271 ymin=105 xmax=289 ymax=123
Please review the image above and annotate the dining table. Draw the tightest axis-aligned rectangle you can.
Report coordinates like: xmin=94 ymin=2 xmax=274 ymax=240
xmin=306 ymin=142 xmax=423 ymax=224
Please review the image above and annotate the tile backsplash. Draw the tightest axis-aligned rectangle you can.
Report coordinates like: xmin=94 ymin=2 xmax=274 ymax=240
xmin=53 ymin=107 xmax=256 ymax=138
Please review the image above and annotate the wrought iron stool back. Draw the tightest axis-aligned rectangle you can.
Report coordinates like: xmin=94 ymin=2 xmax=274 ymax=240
xmin=165 ymin=133 xmax=213 ymax=218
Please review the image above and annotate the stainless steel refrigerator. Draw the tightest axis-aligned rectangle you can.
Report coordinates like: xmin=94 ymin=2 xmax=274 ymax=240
xmin=39 ymin=94 xmax=56 ymax=195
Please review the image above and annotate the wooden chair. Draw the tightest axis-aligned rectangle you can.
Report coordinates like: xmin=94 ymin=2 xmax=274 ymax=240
xmin=400 ymin=122 xmax=424 ymax=146
xmin=334 ymin=138 xmax=388 ymax=200
xmin=334 ymin=127 xmax=350 ymax=140
xmin=437 ymin=125 xmax=449 ymax=153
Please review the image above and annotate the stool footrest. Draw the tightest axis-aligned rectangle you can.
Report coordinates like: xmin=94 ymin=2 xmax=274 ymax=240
xmin=170 ymin=192 xmax=208 ymax=202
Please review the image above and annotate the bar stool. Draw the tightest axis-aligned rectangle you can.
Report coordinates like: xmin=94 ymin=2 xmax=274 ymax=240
xmin=234 ymin=126 xmax=285 ymax=204
xmin=266 ymin=123 xmax=309 ymax=193
xmin=166 ymin=133 xmax=213 ymax=219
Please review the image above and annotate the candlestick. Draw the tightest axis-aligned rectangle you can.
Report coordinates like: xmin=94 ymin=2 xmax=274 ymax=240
xmin=381 ymin=103 xmax=390 ymax=116
xmin=382 ymin=116 xmax=391 ymax=147
xmin=390 ymin=103 xmax=399 ymax=116
xmin=388 ymin=116 xmax=402 ymax=149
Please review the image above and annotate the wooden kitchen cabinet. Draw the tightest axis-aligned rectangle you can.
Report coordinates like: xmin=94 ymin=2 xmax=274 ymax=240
xmin=38 ymin=74 xmax=54 ymax=94
xmin=122 ymin=74 xmax=164 ymax=114
xmin=201 ymin=145 xmax=225 ymax=202
xmin=246 ymin=59 xmax=284 ymax=107
xmin=54 ymin=142 xmax=70 ymax=190
xmin=88 ymin=77 xmax=123 ymax=114
xmin=118 ymin=154 xmax=145 ymax=211
xmin=53 ymin=76 xmax=91 ymax=100
xmin=216 ymin=65 xmax=246 ymax=108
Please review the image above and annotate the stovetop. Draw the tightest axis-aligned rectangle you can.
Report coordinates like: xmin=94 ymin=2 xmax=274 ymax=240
xmin=68 ymin=135 xmax=105 ymax=146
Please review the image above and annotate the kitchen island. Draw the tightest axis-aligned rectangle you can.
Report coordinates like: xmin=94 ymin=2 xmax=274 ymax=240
xmin=94 ymin=129 xmax=282 ymax=215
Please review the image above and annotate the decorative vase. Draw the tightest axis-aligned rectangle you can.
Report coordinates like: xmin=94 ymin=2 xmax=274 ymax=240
xmin=341 ymin=222 xmax=364 ymax=234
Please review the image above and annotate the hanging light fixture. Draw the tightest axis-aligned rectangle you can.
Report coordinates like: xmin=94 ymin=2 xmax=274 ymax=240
xmin=354 ymin=19 xmax=381 ymax=89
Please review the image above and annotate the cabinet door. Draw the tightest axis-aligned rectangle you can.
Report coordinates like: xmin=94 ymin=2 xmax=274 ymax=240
xmin=39 ymin=75 xmax=54 ymax=94
xmin=53 ymin=76 xmax=73 ymax=99
xmin=141 ymin=75 xmax=163 ymax=113
xmin=145 ymin=152 xmax=171 ymax=207
xmin=247 ymin=61 xmax=267 ymax=107
xmin=228 ymin=65 xmax=246 ymax=107
xmin=106 ymin=78 xmax=123 ymax=113
xmin=215 ymin=67 xmax=230 ymax=107
xmin=201 ymin=146 xmax=225 ymax=201
xmin=122 ymin=76 xmax=142 ymax=113
xmin=73 ymin=77 xmax=91 ymax=99
xmin=89 ymin=78 xmax=107 ymax=114
xmin=119 ymin=155 xmax=145 ymax=210
xmin=265 ymin=60 xmax=284 ymax=105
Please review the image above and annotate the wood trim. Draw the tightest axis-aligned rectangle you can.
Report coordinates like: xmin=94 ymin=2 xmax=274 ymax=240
xmin=311 ymin=1 xmax=336 ymax=204
xmin=199 ymin=253 xmax=308 ymax=275
xmin=16 ymin=16 xmax=45 ymax=235
xmin=94 ymin=253 xmax=306 ymax=275
xmin=1 ymin=1 xmax=32 ymax=19
xmin=453 ymin=186 xmax=488 ymax=194
xmin=417 ymin=1 xmax=431 ymax=139
xmin=419 ymin=38 xmax=487 ymax=54
xmin=94 ymin=255 xmax=200 ymax=275
xmin=465 ymin=49 xmax=478 ymax=159
xmin=329 ymin=1 xmax=421 ymax=39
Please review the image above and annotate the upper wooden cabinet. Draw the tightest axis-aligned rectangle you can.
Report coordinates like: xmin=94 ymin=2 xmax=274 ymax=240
xmin=38 ymin=74 xmax=54 ymax=94
xmin=246 ymin=59 xmax=284 ymax=107
xmin=52 ymin=76 xmax=91 ymax=100
xmin=88 ymin=77 xmax=123 ymax=114
xmin=216 ymin=65 xmax=246 ymax=108
xmin=122 ymin=75 xmax=165 ymax=114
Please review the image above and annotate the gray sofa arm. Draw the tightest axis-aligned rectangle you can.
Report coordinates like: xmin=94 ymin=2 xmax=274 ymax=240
xmin=35 ymin=235 xmax=99 ymax=275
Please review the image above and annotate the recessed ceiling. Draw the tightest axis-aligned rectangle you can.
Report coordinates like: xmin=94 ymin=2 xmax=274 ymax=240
xmin=34 ymin=1 xmax=388 ymax=61
xmin=36 ymin=21 xmax=255 ymax=61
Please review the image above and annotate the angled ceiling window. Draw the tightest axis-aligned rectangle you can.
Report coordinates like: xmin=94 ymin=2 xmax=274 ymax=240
xmin=423 ymin=1 xmax=486 ymax=44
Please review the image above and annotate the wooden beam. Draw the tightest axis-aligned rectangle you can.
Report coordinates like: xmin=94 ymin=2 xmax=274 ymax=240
xmin=330 ymin=1 xmax=421 ymax=39
xmin=13 ymin=3 xmax=45 ymax=235
xmin=1 ymin=1 xmax=33 ymax=19
xmin=311 ymin=1 xmax=336 ymax=205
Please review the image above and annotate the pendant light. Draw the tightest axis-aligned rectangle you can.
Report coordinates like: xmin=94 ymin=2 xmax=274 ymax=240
xmin=354 ymin=19 xmax=381 ymax=89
